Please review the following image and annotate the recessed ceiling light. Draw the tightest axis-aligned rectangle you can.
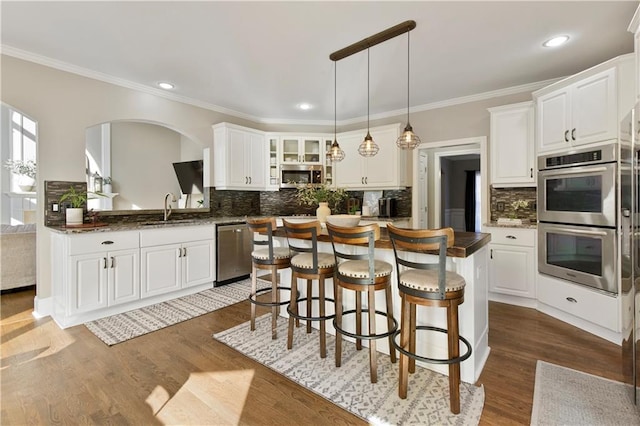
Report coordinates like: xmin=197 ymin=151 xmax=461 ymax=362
xmin=158 ymin=82 xmax=174 ymax=90
xmin=298 ymin=103 xmax=312 ymax=110
xmin=543 ymin=35 xmax=570 ymax=48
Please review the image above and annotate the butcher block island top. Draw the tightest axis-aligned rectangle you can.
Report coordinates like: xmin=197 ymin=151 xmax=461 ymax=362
xmin=272 ymin=227 xmax=490 ymax=258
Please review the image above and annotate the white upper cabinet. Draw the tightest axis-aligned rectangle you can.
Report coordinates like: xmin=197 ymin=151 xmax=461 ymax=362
xmin=534 ymin=55 xmax=633 ymax=155
xmin=489 ymin=101 xmax=535 ymax=187
xmin=281 ymin=136 xmax=323 ymax=164
xmin=334 ymin=123 xmax=410 ymax=189
xmin=212 ymin=122 xmax=268 ymax=191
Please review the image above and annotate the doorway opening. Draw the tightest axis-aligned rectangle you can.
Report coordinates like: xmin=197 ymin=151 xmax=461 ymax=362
xmin=412 ymin=136 xmax=487 ymax=231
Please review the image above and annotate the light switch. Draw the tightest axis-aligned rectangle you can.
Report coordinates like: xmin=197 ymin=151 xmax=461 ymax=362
xmin=52 ymin=203 xmax=59 ymax=212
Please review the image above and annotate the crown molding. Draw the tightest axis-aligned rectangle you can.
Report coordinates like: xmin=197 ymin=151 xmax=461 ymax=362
xmin=2 ymin=44 xmax=559 ymax=127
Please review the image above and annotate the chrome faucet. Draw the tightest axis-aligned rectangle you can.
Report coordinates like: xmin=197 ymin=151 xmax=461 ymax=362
xmin=164 ymin=192 xmax=176 ymax=221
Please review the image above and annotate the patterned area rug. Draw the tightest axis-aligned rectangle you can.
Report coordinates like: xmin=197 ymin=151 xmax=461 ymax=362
xmin=213 ymin=314 xmax=484 ymax=425
xmin=86 ymin=278 xmax=266 ymax=346
xmin=531 ymin=360 xmax=639 ymax=425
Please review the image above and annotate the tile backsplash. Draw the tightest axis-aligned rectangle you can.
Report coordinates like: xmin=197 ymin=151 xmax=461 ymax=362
xmin=490 ymin=186 xmax=537 ymax=222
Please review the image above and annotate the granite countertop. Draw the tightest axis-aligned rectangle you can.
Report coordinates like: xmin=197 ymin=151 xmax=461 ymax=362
xmin=46 ymin=216 xmax=248 ymax=234
xmin=483 ymin=221 xmax=537 ymax=229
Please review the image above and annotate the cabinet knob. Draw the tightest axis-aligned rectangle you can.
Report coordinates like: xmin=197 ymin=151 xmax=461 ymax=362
xmin=566 ymin=297 xmax=577 ymax=303
xmin=564 ymin=130 xmax=569 ymax=142
xmin=110 ymin=257 xmax=115 ymax=268
xmin=506 ymin=235 xmax=517 ymax=239
xmin=530 ymin=168 xmax=533 ymax=178
xmin=178 ymin=248 xmax=182 ymax=258
xmin=571 ymin=128 xmax=576 ymax=141
xmin=101 ymin=240 xmax=114 ymax=245
xmin=103 ymin=257 xmax=108 ymax=269
xmin=183 ymin=247 xmax=187 ymax=257
xmin=364 ymin=177 xmax=368 ymax=184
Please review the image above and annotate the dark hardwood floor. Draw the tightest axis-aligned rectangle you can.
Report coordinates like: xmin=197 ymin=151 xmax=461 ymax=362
xmin=1 ymin=288 xmax=625 ymax=425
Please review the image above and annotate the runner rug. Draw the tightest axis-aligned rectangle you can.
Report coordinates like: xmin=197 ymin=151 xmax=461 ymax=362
xmin=86 ymin=278 xmax=267 ymax=346
xmin=213 ymin=314 xmax=484 ymax=425
xmin=531 ymin=360 xmax=639 ymax=425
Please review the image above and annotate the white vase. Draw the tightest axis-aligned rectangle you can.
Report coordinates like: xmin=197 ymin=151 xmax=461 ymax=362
xmin=66 ymin=208 xmax=84 ymax=225
xmin=17 ymin=176 xmax=35 ymax=192
xmin=103 ymin=183 xmax=112 ymax=193
xmin=316 ymin=202 xmax=331 ymax=224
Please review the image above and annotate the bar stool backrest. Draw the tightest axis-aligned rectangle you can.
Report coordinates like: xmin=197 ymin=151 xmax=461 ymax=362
xmin=387 ymin=224 xmax=455 ymax=299
xmin=326 ymin=222 xmax=380 ymax=284
xmin=246 ymin=217 xmax=278 ymax=263
xmin=283 ymin=220 xmax=322 ymax=273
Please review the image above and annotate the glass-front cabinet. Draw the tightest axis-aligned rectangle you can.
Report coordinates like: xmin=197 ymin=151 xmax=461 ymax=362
xmin=267 ymin=136 xmax=279 ymax=189
xmin=281 ymin=137 xmax=322 ymax=164
xmin=324 ymin=138 xmax=335 ymax=187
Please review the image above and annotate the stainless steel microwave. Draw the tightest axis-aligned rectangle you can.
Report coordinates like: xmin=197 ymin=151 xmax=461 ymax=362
xmin=280 ymin=164 xmax=323 ymax=188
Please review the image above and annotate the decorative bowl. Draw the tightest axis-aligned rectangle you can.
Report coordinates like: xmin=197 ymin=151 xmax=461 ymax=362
xmin=326 ymin=214 xmax=361 ymax=227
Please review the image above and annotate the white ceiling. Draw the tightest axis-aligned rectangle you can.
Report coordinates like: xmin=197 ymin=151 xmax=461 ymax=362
xmin=1 ymin=1 xmax=637 ymax=125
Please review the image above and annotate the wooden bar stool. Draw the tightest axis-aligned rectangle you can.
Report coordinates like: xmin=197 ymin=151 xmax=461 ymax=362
xmin=283 ymin=219 xmax=336 ymax=358
xmin=326 ymin=222 xmax=397 ymax=383
xmin=246 ymin=217 xmax=292 ymax=339
xmin=387 ymin=224 xmax=472 ymax=414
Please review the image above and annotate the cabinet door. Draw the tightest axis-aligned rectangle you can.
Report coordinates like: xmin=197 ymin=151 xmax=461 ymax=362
xmin=140 ymin=244 xmax=181 ymax=298
xmin=228 ymin=128 xmax=249 ymax=187
xmin=182 ymin=240 xmax=215 ymax=288
xmin=302 ymin=138 xmax=321 ymax=163
xmin=334 ymin=133 xmax=366 ymax=188
xmin=108 ymin=249 xmax=140 ymax=306
xmin=489 ymin=244 xmax=535 ymax=298
xmin=364 ymin=126 xmax=398 ymax=187
xmin=490 ymin=103 xmax=535 ymax=185
xmin=537 ymin=89 xmax=571 ymax=153
xmin=282 ymin=138 xmax=301 ymax=163
xmin=70 ymin=253 xmax=108 ymax=314
xmin=247 ymin=132 xmax=266 ymax=188
xmin=571 ymin=68 xmax=616 ymax=146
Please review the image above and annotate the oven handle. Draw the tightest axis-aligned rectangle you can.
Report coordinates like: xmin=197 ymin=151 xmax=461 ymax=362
xmin=543 ymin=225 xmax=610 ymax=237
xmin=540 ymin=165 xmax=610 ymax=177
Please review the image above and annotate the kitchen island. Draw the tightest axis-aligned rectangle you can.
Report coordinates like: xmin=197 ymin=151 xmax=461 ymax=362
xmin=271 ymin=226 xmax=491 ymax=384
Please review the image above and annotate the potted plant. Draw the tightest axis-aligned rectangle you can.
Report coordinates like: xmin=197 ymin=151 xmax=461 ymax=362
xmin=4 ymin=159 xmax=36 ymax=192
xmin=60 ymin=186 xmax=87 ymax=225
xmin=296 ymin=183 xmax=347 ymax=223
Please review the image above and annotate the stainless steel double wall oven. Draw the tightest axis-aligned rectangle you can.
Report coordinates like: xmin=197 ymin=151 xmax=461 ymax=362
xmin=537 ymin=143 xmax=624 ymax=294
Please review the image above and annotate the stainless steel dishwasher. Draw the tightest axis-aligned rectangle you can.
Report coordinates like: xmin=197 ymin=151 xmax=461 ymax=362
xmin=216 ymin=222 xmax=252 ymax=286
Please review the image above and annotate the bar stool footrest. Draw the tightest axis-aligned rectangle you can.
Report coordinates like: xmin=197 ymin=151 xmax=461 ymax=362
xmin=286 ymin=297 xmax=336 ymax=322
xmin=334 ymin=309 xmax=398 ymax=341
xmin=249 ymin=286 xmax=292 ymax=307
xmin=392 ymin=326 xmax=472 ymax=365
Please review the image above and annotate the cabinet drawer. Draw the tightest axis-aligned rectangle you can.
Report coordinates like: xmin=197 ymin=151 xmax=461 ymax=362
xmin=486 ymin=227 xmax=535 ymax=247
xmin=537 ymin=274 xmax=618 ymax=331
xmin=68 ymin=231 xmax=139 ymax=255
xmin=140 ymin=225 xmax=215 ymax=247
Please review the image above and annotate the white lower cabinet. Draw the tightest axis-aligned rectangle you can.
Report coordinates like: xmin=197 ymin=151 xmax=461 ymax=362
xmin=70 ymin=248 xmax=140 ymax=314
xmin=51 ymin=225 xmax=216 ymax=329
xmin=140 ymin=226 xmax=215 ymax=298
xmin=486 ymin=226 xmax=536 ymax=304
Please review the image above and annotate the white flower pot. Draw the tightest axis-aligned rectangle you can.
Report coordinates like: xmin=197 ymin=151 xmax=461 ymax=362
xmin=66 ymin=208 xmax=84 ymax=225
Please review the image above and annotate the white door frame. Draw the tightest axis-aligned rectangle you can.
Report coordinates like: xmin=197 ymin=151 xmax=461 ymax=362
xmin=412 ymin=136 xmax=488 ymax=229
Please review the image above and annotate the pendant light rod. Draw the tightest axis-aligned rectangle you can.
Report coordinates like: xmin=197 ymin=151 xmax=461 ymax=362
xmin=406 ymin=30 xmax=411 ymax=124
xmin=329 ymin=20 xmax=416 ymax=62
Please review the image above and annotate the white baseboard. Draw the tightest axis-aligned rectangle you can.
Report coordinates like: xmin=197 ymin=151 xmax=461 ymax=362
xmin=489 ymin=292 xmax=537 ymax=309
xmin=33 ymin=295 xmax=52 ymax=319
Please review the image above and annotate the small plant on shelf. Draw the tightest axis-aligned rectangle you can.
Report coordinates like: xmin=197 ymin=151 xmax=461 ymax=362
xmin=59 ymin=186 xmax=87 ymax=208
xmin=510 ymin=199 xmax=529 ymax=219
xmin=4 ymin=159 xmax=36 ymax=179
xmin=295 ymin=183 xmax=347 ymax=211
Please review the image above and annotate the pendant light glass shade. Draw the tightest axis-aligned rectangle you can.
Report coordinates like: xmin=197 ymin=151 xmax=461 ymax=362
xmin=359 ymin=48 xmax=379 ymax=157
xmin=396 ymin=31 xmax=421 ymax=150
xmin=330 ymin=60 xmax=345 ymax=162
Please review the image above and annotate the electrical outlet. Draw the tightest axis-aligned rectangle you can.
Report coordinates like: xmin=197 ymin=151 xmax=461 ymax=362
xmin=497 ymin=202 xmax=505 ymax=211
xmin=52 ymin=203 xmax=59 ymax=212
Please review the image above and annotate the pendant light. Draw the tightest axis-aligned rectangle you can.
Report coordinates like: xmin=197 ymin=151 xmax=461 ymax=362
xmin=329 ymin=61 xmax=345 ymax=162
xmin=358 ymin=48 xmax=379 ymax=157
xmin=396 ymin=30 xmax=421 ymax=149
